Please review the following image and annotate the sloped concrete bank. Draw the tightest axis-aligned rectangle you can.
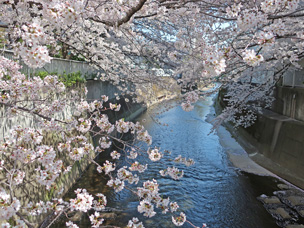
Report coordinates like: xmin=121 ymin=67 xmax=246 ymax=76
xmin=47 ymin=83 xmax=179 ymax=227
xmin=39 ymin=82 xmax=149 ymax=227
xmin=216 ymin=89 xmax=304 ymax=190
xmin=207 ymin=103 xmax=274 ymax=177
xmin=1 ymin=79 xmax=167 ymax=226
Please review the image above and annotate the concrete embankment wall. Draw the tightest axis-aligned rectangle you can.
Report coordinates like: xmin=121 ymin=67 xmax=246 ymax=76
xmin=217 ymin=87 xmax=304 ymax=189
xmin=0 ymin=80 xmax=147 ymax=226
xmin=272 ymin=86 xmax=304 ymax=121
xmin=1 ymin=50 xmax=180 ymax=225
xmin=86 ymin=80 xmax=147 ymax=122
xmin=0 ymin=52 xmax=145 ymax=225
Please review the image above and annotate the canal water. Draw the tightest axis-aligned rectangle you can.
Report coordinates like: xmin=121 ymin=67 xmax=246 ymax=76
xmin=56 ymin=96 xmax=282 ymax=228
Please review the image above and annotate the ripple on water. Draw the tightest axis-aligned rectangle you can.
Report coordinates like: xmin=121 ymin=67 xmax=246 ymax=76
xmin=53 ymin=98 xmax=281 ymax=228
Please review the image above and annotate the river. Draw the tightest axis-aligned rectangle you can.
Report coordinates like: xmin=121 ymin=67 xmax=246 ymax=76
xmin=55 ymin=96 xmax=282 ymax=228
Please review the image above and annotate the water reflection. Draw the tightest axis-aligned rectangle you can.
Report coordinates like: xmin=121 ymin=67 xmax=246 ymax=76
xmin=54 ymin=97 xmax=280 ymax=228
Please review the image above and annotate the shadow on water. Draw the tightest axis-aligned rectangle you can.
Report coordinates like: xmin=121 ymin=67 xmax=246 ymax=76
xmin=52 ymin=97 xmax=284 ymax=228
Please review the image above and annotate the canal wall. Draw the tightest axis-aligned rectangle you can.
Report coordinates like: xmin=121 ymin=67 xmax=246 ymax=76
xmin=0 ymin=81 xmax=147 ymax=226
xmin=0 ymin=54 xmax=179 ymax=226
xmin=216 ymin=87 xmax=304 ymax=190
xmin=1 ymin=50 xmax=181 ymax=225
xmin=272 ymin=86 xmax=304 ymax=121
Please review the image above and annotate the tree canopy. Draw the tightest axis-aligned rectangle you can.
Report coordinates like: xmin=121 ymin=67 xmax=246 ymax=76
xmin=0 ymin=0 xmax=303 ymax=227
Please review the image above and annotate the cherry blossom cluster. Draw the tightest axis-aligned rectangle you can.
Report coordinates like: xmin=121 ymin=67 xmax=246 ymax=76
xmin=148 ymin=147 xmax=163 ymax=161
xmin=6 ymin=170 xmax=25 ymax=186
xmin=135 ymin=179 xmax=187 ymax=226
xmin=0 ymin=57 xmax=66 ymax=120
xmin=237 ymin=9 xmax=267 ymax=31
xmin=100 ymin=160 xmax=116 ymax=175
xmin=174 ymin=155 xmax=195 ymax=167
xmin=66 ymin=221 xmax=80 ymax=228
xmin=181 ymin=91 xmax=200 ymax=112
xmin=95 ymin=114 xmax=114 ymax=134
xmin=70 ymin=189 xmax=94 ymax=212
xmin=1 ymin=220 xmax=26 ymax=228
xmin=160 ymin=167 xmax=184 ymax=180
xmin=242 ymin=49 xmax=264 ymax=67
xmin=0 ymin=56 xmax=164 ymax=227
xmin=201 ymin=45 xmax=227 ymax=78
xmin=93 ymin=193 xmax=107 ymax=211
xmin=226 ymin=3 xmax=243 ymax=17
xmin=110 ymin=150 xmax=121 ymax=159
xmin=172 ymin=212 xmax=187 ymax=226
xmin=59 ymin=135 xmax=93 ymax=161
xmin=116 ymin=118 xmax=133 ymax=133
xmin=117 ymin=167 xmax=139 ymax=185
xmin=181 ymin=102 xmax=195 ymax=112
xmin=1 ymin=0 xmax=303 ymax=227
xmin=257 ymin=31 xmax=275 ymax=47
xmin=126 ymin=161 xmax=147 ymax=174
xmin=0 ymin=188 xmax=21 ymax=220
xmin=107 ymin=178 xmax=125 ymax=192
xmin=127 ymin=217 xmax=145 ymax=228
xmin=14 ymin=19 xmax=52 ymax=68
xmin=261 ymin=0 xmax=299 ymax=13
xmin=89 ymin=212 xmax=105 ymax=228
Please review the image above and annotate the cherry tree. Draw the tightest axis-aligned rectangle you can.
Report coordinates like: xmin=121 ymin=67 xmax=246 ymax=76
xmin=0 ymin=0 xmax=303 ymax=227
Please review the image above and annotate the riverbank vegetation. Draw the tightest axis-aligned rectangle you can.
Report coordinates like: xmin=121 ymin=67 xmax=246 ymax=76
xmin=34 ymin=71 xmax=86 ymax=87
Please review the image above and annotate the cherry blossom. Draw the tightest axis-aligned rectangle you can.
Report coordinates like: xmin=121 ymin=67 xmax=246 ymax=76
xmin=110 ymin=150 xmax=121 ymax=159
xmin=127 ymin=217 xmax=145 ymax=228
xmin=89 ymin=212 xmax=104 ymax=228
xmin=160 ymin=167 xmax=184 ymax=180
xmin=93 ymin=193 xmax=107 ymax=211
xmin=66 ymin=221 xmax=79 ymax=228
xmin=170 ymin=202 xmax=180 ymax=213
xmin=116 ymin=119 xmax=131 ymax=133
xmin=242 ymin=49 xmax=264 ymax=67
xmin=172 ymin=212 xmax=187 ymax=226
xmin=137 ymin=200 xmax=156 ymax=218
xmin=117 ymin=167 xmax=139 ymax=184
xmin=148 ymin=148 xmax=162 ymax=162
xmin=107 ymin=178 xmax=125 ymax=192
xmin=6 ymin=170 xmax=25 ymax=186
xmin=0 ymin=0 xmax=302 ymax=227
xmin=0 ymin=188 xmax=20 ymax=220
xmin=129 ymin=161 xmax=148 ymax=173
xmin=102 ymin=160 xmax=116 ymax=174
xmin=70 ymin=189 xmax=94 ymax=212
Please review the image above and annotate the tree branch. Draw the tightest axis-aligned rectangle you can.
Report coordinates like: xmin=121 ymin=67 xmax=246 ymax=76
xmin=0 ymin=102 xmax=68 ymax=124
xmin=0 ymin=24 xmax=8 ymax=28
xmin=92 ymin=0 xmax=148 ymax=27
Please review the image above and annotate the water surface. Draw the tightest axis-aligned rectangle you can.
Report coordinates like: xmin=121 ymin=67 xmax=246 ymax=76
xmin=56 ymin=97 xmax=280 ymax=228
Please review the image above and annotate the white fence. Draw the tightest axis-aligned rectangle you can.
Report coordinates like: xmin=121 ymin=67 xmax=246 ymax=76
xmin=1 ymin=49 xmax=99 ymax=79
